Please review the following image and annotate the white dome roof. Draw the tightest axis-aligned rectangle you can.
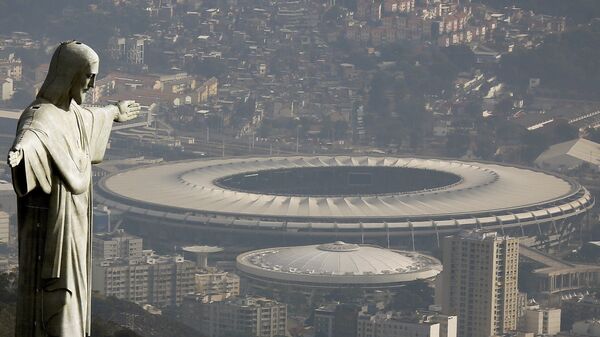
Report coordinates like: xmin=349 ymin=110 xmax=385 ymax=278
xmin=236 ymin=242 xmax=442 ymax=286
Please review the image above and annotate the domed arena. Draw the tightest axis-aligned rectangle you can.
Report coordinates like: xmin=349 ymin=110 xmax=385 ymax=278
xmin=96 ymin=156 xmax=594 ymax=249
xmin=236 ymin=241 xmax=442 ymax=290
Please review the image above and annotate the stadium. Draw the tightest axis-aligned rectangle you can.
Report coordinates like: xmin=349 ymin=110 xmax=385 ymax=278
xmin=236 ymin=241 xmax=442 ymax=293
xmin=96 ymin=155 xmax=594 ymax=249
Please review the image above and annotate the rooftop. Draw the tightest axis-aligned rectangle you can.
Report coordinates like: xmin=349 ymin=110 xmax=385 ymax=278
xmin=236 ymin=242 xmax=441 ymax=286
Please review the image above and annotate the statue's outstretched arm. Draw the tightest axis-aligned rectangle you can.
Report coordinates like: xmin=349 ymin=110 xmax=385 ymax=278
xmin=113 ymin=100 xmax=141 ymax=122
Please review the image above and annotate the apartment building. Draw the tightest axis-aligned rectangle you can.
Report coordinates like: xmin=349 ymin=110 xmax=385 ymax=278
xmin=441 ymin=230 xmax=519 ymax=337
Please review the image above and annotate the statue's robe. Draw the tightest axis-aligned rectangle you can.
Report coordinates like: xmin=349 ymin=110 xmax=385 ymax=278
xmin=12 ymin=99 xmax=115 ymax=337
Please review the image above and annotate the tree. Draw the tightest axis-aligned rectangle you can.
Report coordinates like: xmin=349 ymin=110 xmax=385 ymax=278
xmin=548 ymin=120 xmax=578 ymax=143
xmin=463 ymin=99 xmax=483 ymax=117
xmin=441 ymin=45 xmax=476 ymax=72
xmin=494 ymin=98 xmax=514 ymax=115
xmin=583 ymin=128 xmax=600 ymax=143
xmin=222 ymin=331 xmax=255 ymax=337
xmin=445 ymin=131 xmax=470 ymax=158
xmin=389 ymin=282 xmax=433 ymax=311
xmin=499 ymin=23 xmax=600 ymax=98
xmin=114 ymin=329 xmax=143 ymax=337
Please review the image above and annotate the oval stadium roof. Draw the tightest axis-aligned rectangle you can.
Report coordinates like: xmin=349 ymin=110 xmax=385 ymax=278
xmin=236 ymin=242 xmax=442 ymax=285
xmin=100 ymin=156 xmax=584 ymax=221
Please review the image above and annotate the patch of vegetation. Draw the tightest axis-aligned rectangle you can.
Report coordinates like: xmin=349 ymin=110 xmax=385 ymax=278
xmin=500 ymin=23 xmax=600 ymax=98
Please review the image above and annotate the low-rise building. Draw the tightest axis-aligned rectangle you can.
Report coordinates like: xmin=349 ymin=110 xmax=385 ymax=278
xmin=93 ymin=251 xmax=197 ymax=307
xmin=314 ymin=303 xmax=362 ymax=337
xmin=181 ymin=296 xmax=287 ymax=337
xmin=0 ymin=76 xmax=14 ymax=101
xmin=92 ymin=231 xmax=198 ymax=307
xmin=524 ymin=308 xmax=561 ymax=336
xmin=194 ymin=267 xmax=240 ymax=301
xmin=93 ymin=229 xmax=143 ymax=261
xmin=0 ymin=52 xmax=22 ymax=81
xmin=357 ymin=310 xmax=457 ymax=337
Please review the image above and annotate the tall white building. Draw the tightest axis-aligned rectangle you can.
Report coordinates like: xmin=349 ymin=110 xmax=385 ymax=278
xmin=441 ymin=230 xmax=519 ymax=337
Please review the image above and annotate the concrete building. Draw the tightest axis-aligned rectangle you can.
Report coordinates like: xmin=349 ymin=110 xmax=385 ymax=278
xmin=524 ymin=308 xmax=561 ymax=335
xmin=0 ymin=211 xmax=8 ymax=245
xmin=92 ymin=251 xmax=197 ymax=307
xmin=440 ymin=230 xmax=519 ymax=337
xmin=181 ymin=296 xmax=287 ymax=337
xmin=314 ymin=303 xmax=361 ymax=337
xmin=92 ymin=231 xmax=242 ymax=307
xmin=0 ymin=76 xmax=14 ymax=101
xmin=146 ymin=254 xmax=197 ymax=307
xmin=92 ymin=231 xmax=198 ymax=307
xmin=93 ymin=229 xmax=143 ymax=261
xmin=428 ymin=313 xmax=458 ymax=337
xmin=356 ymin=311 xmax=455 ymax=337
xmin=0 ymin=52 xmax=22 ymax=81
xmin=108 ymin=36 xmax=146 ymax=65
xmin=194 ymin=267 xmax=240 ymax=301
xmin=93 ymin=260 xmax=151 ymax=303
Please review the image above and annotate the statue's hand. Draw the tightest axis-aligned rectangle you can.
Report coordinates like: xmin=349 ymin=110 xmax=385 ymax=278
xmin=7 ymin=145 xmax=23 ymax=168
xmin=115 ymin=100 xmax=141 ymax=122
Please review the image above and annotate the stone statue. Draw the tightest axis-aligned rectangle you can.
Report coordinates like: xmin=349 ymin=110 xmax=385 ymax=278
xmin=7 ymin=41 xmax=140 ymax=337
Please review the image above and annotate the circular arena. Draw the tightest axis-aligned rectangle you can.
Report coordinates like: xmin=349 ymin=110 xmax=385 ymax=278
xmin=236 ymin=241 xmax=441 ymax=291
xmin=96 ymin=156 xmax=594 ymax=248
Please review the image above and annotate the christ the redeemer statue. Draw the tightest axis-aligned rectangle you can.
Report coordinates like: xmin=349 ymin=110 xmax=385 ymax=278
xmin=7 ymin=40 xmax=140 ymax=337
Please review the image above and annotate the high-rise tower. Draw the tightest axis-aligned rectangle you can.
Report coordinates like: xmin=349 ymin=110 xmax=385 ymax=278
xmin=440 ymin=230 xmax=519 ymax=337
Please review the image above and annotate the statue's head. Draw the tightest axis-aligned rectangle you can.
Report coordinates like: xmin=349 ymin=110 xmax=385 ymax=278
xmin=37 ymin=40 xmax=99 ymax=106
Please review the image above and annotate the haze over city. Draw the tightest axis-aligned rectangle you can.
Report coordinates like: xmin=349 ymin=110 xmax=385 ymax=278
xmin=1 ymin=1 xmax=600 ymax=337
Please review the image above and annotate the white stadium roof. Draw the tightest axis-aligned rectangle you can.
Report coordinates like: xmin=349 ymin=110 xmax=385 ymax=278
xmin=100 ymin=156 xmax=584 ymax=220
xmin=236 ymin=241 xmax=441 ymax=285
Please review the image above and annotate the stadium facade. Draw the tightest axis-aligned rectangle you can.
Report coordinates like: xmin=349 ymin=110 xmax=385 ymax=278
xmin=96 ymin=156 xmax=594 ymax=249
